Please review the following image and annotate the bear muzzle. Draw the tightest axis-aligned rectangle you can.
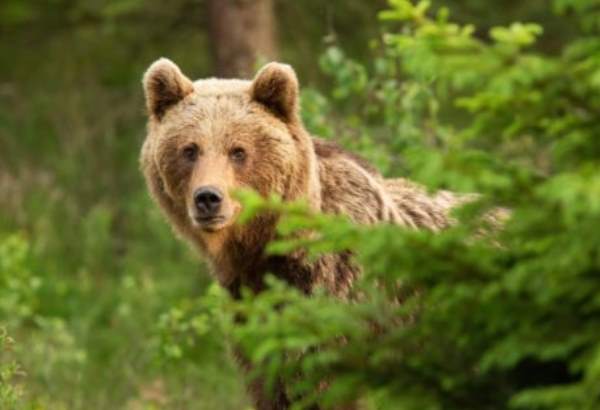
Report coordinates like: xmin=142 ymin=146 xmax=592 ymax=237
xmin=189 ymin=185 xmax=238 ymax=232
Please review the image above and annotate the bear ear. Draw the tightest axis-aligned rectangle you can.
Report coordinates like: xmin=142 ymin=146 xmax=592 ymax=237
xmin=251 ymin=62 xmax=299 ymax=123
xmin=143 ymin=58 xmax=194 ymax=121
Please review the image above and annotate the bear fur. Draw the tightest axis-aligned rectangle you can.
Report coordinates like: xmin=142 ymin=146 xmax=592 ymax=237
xmin=140 ymin=58 xmax=459 ymax=409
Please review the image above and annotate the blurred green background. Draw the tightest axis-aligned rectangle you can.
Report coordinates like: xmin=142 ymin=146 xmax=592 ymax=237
xmin=0 ymin=1 xmax=597 ymax=409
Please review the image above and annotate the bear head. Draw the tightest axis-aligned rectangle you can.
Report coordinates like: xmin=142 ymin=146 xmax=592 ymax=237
xmin=140 ymin=58 xmax=321 ymax=282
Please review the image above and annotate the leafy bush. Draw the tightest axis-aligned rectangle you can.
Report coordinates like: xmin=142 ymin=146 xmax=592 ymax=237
xmin=165 ymin=1 xmax=600 ymax=409
xmin=0 ymin=235 xmax=40 ymax=327
xmin=0 ymin=328 xmax=25 ymax=409
xmin=0 ymin=236 xmax=36 ymax=409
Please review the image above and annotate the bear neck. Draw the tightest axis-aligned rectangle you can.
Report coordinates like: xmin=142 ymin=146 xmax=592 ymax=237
xmin=208 ymin=214 xmax=315 ymax=298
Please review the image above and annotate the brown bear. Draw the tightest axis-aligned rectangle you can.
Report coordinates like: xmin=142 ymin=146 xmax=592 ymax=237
xmin=140 ymin=58 xmax=459 ymax=409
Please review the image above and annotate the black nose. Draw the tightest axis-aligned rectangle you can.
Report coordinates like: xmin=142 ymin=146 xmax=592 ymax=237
xmin=193 ymin=186 xmax=223 ymax=216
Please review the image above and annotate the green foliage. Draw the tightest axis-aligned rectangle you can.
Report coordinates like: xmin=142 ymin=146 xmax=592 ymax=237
xmin=0 ymin=328 xmax=24 ymax=410
xmin=0 ymin=225 xmax=247 ymax=409
xmin=0 ymin=238 xmax=40 ymax=409
xmin=0 ymin=235 xmax=40 ymax=326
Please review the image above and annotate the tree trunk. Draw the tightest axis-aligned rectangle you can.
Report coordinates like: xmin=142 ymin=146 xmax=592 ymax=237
xmin=207 ymin=0 xmax=278 ymax=79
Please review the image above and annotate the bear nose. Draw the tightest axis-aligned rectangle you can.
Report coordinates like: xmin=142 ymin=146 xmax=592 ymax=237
xmin=193 ymin=186 xmax=223 ymax=217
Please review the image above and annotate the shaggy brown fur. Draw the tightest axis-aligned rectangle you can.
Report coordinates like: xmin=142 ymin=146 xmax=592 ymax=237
xmin=140 ymin=59 xmax=460 ymax=409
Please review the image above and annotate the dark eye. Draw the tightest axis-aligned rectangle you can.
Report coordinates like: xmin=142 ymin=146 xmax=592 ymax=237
xmin=229 ymin=147 xmax=247 ymax=163
xmin=182 ymin=144 xmax=198 ymax=161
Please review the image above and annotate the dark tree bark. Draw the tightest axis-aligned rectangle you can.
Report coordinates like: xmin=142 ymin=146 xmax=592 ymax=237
xmin=207 ymin=0 xmax=278 ymax=78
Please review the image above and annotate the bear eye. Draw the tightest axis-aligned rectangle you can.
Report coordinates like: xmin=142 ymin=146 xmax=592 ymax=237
xmin=229 ymin=147 xmax=247 ymax=163
xmin=182 ymin=144 xmax=198 ymax=162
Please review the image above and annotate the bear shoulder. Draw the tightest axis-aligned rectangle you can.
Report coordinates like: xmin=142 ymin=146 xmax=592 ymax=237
xmin=312 ymin=138 xmax=460 ymax=230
